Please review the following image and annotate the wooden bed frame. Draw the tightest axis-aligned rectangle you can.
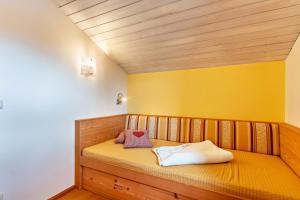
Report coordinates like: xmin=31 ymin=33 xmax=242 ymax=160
xmin=75 ymin=114 xmax=300 ymax=200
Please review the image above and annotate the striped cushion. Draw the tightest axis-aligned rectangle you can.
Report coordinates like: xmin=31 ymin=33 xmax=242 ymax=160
xmin=204 ymin=120 xmax=219 ymax=145
xmin=125 ymin=115 xmax=280 ymax=156
xmin=157 ymin=117 xmax=168 ymax=140
xmin=137 ymin=115 xmax=147 ymax=130
xmin=271 ymin=124 xmax=280 ymax=156
xmin=180 ymin=118 xmax=191 ymax=143
xmin=147 ymin=116 xmax=158 ymax=139
xmin=168 ymin=117 xmax=180 ymax=142
xmin=253 ymin=123 xmax=271 ymax=154
xmin=219 ymin=120 xmax=235 ymax=149
xmin=126 ymin=115 xmax=138 ymax=130
xmin=235 ymin=121 xmax=252 ymax=152
xmin=190 ymin=119 xmax=204 ymax=142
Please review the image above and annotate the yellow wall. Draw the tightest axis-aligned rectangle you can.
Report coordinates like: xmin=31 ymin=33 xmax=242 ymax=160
xmin=128 ymin=61 xmax=285 ymax=122
xmin=286 ymin=35 xmax=300 ymax=128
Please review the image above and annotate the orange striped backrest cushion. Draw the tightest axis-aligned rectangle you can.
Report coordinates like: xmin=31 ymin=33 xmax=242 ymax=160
xmin=271 ymin=124 xmax=280 ymax=156
xmin=219 ymin=120 xmax=235 ymax=149
xmin=168 ymin=117 xmax=180 ymax=142
xmin=180 ymin=118 xmax=191 ymax=143
xmin=252 ymin=122 xmax=272 ymax=154
xmin=204 ymin=120 xmax=219 ymax=145
xmin=235 ymin=121 xmax=253 ymax=152
xmin=190 ymin=119 xmax=204 ymax=142
xmin=157 ymin=117 xmax=168 ymax=140
xmin=147 ymin=116 xmax=158 ymax=139
xmin=137 ymin=115 xmax=148 ymax=130
xmin=125 ymin=114 xmax=280 ymax=155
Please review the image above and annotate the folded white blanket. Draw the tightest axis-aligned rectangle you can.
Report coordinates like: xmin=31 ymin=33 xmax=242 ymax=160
xmin=152 ymin=140 xmax=233 ymax=166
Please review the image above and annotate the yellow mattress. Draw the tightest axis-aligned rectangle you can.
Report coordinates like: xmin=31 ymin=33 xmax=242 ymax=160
xmin=83 ymin=139 xmax=300 ymax=200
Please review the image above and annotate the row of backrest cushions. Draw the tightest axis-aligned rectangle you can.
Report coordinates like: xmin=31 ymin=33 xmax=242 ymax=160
xmin=125 ymin=115 xmax=280 ymax=156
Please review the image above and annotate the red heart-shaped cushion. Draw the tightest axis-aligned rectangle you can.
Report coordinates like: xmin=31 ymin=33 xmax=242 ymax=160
xmin=133 ymin=131 xmax=144 ymax=138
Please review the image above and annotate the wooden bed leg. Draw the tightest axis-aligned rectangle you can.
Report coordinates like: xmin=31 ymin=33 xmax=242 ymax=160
xmin=75 ymin=165 xmax=82 ymax=189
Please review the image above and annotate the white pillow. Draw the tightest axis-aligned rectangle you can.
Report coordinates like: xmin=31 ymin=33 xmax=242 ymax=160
xmin=152 ymin=140 xmax=233 ymax=166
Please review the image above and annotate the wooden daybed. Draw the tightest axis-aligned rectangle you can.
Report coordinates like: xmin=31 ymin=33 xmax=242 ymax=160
xmin=75 ymin=114 xmax=300 ymax=200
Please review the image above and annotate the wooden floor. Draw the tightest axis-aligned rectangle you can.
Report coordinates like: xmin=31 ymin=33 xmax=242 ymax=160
xmin=56 ymin=189 xmax=108 ymax=200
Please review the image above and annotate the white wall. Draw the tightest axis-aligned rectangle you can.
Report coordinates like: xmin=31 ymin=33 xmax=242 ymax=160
xmin=0 ymin=1 xmax=127 ymax=199
xmin=286 ymin=35 xmax=300 ymax=128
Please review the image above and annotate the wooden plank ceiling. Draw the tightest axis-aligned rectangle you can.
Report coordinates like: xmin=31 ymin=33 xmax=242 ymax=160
xmin=54 ymin=0 xmax=300 ymax=73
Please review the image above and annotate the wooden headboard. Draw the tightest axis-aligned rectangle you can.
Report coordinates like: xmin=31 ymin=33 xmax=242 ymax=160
xmin=75 ymin=114 xmax=126 ymax=187
xmin=280 ymin=123 xmax=300 ymax=178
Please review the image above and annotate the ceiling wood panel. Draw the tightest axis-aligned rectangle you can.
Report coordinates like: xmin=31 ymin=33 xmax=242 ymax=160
xmin=106 ymin=17 xmax=300 ymax=61
xmin=76 ymin=0 xmax=181 ymax=29
xmin=102 ymin=15 xmax=300 ymax=56
xmin=59 ymin=0 xmax=108 ymax=16
xmin=54 ymin=0 xmax=75 ymax=7
xmin=85 ymin=0 xmax=217 ymax=35
xmin=54 ymin=0 xmax=300 ymax=73
xmin=124 ymin=51 xmax=288 ymax=72
xmin=110 ymin=24 xmax=300 ymax=54
xmin=126 ymin=55 xmax=286 ymax=73
xmin=95 ymin=0 xmax=297 ymax=37
xmin=92 ymin=0 xmax=296 ymax=41
xmin=122 ymin=46 xmax=291 ymax=67
xmin=71 ymin=0 xmax=141 ymax=23
xmin=98 ymin=8 xmax=300 ymax=47
xmin=112 ymin=34 xmax=298 ymax=62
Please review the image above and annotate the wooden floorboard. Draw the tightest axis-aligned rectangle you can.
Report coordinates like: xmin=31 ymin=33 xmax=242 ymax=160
xmin=56 ymin=189 xmax=108 ymax=200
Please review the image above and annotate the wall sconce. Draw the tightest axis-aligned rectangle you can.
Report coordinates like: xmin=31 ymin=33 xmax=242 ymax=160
xmin=116 ymin=93 xmax=127 ymax=105
xmin=81 ymin=57 xmax=96 ymax=76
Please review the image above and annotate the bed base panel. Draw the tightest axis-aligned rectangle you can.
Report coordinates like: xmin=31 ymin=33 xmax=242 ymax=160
xmin=80 ymin=156 xmax=240 ymax=200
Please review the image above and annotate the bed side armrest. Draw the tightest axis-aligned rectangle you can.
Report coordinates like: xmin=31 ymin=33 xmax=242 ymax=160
xmin=280 ymin=123 xmax=300 ymax=178
xmin=75 ymin=114 xmax=126 ymax=188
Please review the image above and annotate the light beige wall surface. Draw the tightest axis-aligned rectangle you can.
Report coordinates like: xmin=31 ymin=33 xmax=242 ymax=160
xmin=0 ymin=1 xmax=127 ymax=200
xmin=286 ymin=35 xmax=300 ymax=128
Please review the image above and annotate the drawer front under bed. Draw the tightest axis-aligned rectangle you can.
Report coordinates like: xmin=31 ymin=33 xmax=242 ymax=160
xmin=82 ymin=167 xmax=194 ymax=200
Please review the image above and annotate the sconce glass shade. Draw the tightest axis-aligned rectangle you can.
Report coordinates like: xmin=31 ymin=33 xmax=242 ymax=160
xmin=81 ymin=57 xmax=95 ymax=76
xmin=117 ymin=93 xmax=126 ymax=105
